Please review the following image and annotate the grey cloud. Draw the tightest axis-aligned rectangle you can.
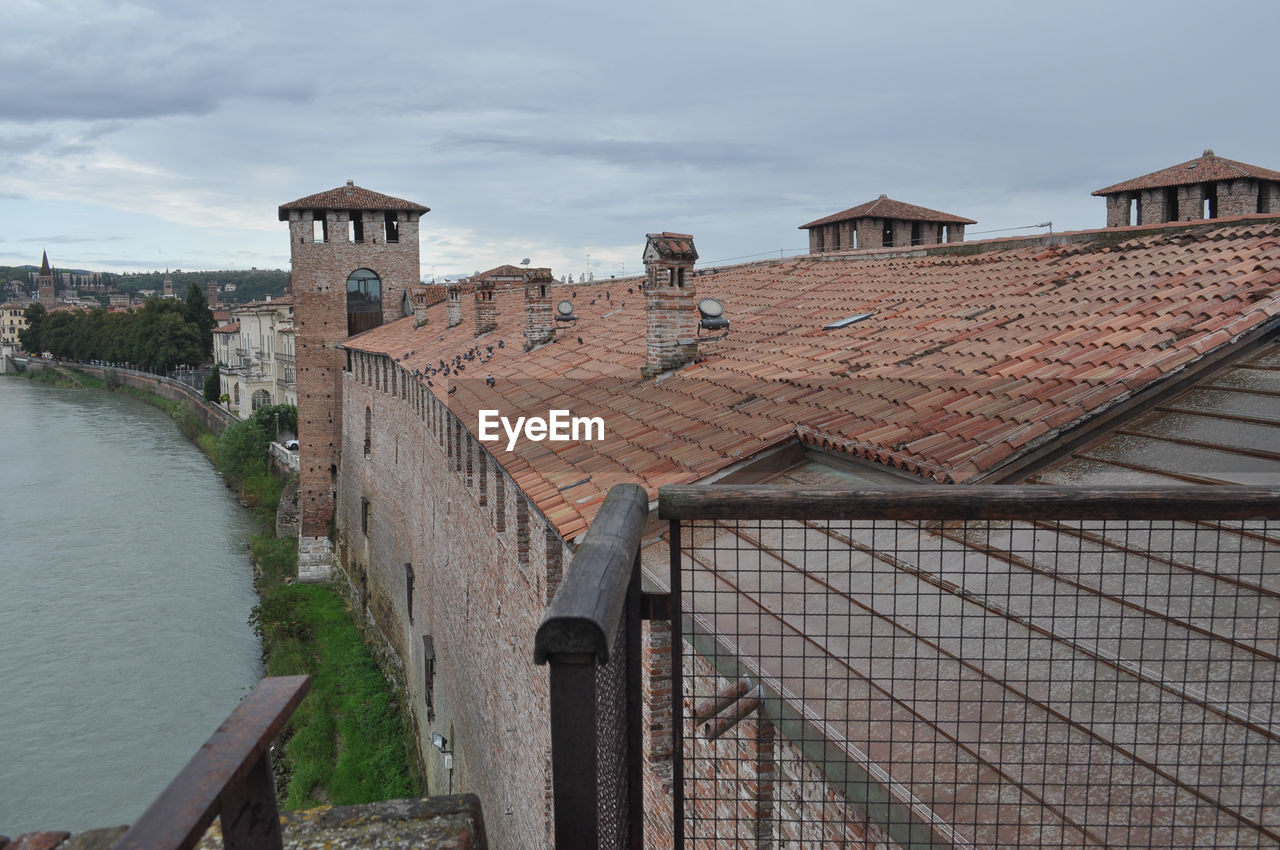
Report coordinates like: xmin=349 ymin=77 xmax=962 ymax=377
xmin=442 ymin=133 xmax=789 ymax=172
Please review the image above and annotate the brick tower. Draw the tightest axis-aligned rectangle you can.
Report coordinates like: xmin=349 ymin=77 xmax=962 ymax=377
xmin=279 ymin=181 xmax=429 ymax=579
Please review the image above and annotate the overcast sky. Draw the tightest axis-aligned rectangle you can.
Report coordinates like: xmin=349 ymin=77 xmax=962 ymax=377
xmin=3 ymin=0 xmax=1277 ymax=280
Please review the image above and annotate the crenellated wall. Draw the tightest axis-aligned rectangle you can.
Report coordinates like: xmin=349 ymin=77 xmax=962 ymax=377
xmin=335 ymin=349 xmax=568 ymax=850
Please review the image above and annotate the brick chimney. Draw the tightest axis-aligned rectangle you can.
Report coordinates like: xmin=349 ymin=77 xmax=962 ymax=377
xmin=523 ymin=268 xmax=555 ymax=350
xmin=446 ymin=282 xmax=462 ymax=328
xmin=475 ymin=280 xmax=496 ymax=336
xmin=641 ymin=232 xmax=699 ymax=378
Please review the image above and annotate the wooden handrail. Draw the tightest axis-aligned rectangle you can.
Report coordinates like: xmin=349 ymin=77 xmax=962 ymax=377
xmin=112 ymin=675 xmax=310 ymax=850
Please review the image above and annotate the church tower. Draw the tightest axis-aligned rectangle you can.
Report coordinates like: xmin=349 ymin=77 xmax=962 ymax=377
xmin=278 ymin=180 xmax=429 ymax=579
xmin=37 ymin=252 xmax=55 ymax=307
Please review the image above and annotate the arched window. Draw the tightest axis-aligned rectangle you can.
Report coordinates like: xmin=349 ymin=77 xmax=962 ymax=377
xmin=347 ymin=269 xmax=383 ymax=336
xmin=251 ymin=389 xmax=271 ymax=411
xmin=233 ymin=384 xmax=240 ymax=405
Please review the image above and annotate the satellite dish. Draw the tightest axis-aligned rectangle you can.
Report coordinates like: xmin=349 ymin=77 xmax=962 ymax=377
xmin=555 ymin=300 xmax=578 ymax=323
xmin=697 ymin=298 xmax=729 ymax=336
xmin=521 ymin=258 xmax=531 ymax=266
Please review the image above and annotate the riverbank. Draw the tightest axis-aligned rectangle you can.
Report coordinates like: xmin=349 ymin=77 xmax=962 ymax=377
xmin=10 ymin=364 xmax=420 ymax=810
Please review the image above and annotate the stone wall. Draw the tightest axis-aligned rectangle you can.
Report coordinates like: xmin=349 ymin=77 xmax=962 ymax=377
xmin=336 ymin=350 xmax=566 ymax=850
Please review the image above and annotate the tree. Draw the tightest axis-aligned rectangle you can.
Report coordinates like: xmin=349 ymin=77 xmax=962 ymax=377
xmin=19 ymin=302 xmax=45 ymax=352
xmin=184 ymin=282 xmax=215 ymax=359
xmin=204 ymin=364 xmax=221 ymax=403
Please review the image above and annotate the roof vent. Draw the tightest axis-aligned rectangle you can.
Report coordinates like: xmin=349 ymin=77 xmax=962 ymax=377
xmin=1203 ymin=149 xmax=1215 ymax=158
xmin=879 ymin=193 xmax=888 ymax=199
xmin=345 ymin=179 xmax=354 ymax=196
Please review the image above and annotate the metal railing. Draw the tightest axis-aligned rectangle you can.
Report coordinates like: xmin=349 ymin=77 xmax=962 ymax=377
xmin=660 ymin=485 xmax=1280 ymax=849
xmin=112 ymin=675 xmax=310 ymax=850
xmin=539 ymin=484 xmax=1280 ymax=849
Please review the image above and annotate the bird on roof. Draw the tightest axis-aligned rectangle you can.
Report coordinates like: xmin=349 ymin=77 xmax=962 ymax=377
xmin=577 ymin=336 xmax=583 ymax=344
xmin=498 ymin=340 xmax=504 ymax=348
xmin=448 ymin=385 xmax=456 ymax=394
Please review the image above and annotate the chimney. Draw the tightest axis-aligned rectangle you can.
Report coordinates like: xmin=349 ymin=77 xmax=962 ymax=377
xmin=641 ymin=232 xmax=699 ymax=378
xmin=446 ymin=282 xmax=462 ymax=328
xmin=411 ymin=289 xmax=430 ymax=328
xmin=474 ymin=279 xmax=496 ymax=336
xmin=523 ymin=268 xmax=554 ymax=350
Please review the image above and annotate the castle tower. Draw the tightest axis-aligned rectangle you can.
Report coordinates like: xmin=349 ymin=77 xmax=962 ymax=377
xmin=278 ymin=180 xmax=429 ymax=579
xmin=642 ymin=232 xmax=699 ymax=378
xmin=37 ymin=252 xmax=55 ymax=307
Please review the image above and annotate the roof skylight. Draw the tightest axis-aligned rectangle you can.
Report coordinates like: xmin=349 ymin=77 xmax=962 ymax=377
xmin=823 ymin=313 xmax=874 ymax=330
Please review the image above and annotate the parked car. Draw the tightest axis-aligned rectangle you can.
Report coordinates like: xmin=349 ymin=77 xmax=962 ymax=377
xmin=284 ymin=439 xmax=299 ymax=451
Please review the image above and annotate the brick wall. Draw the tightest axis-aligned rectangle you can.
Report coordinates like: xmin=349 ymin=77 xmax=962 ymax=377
xmin=474 ymin=281 xmax=497 ymax=336
xmin=337 ymin=353 xmax=569 ymax=850
xmin=523 ymin=272 xmax=554 ymax=349
xmin=1218 ymin=178 xmax=1257 ymax=218
xmin=642 ymin=264 xmax=698 ymax=377
xmin=286 ymin=208 xmax=421 ymax=538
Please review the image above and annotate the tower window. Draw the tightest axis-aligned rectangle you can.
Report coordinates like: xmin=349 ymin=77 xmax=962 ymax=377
xmin=911 ymin=222 xmax=922 ymax=246
xmin=313 ymin=211 xmax=327 ymax=243
xmin=361 ymin=497 xmax=371 ymax=535
xmin=882 ymin=220 xmax=894 ymax=247
xmin=385 ymin=212 xmax=400 ymax=243
xmin=351 ymin=213 xmax=364 ymax=244
xmin=347 ymin=268 xmax=383 ymax=336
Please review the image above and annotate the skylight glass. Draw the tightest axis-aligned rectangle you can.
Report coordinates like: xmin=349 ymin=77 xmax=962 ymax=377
xmin=823 ymin=313 xmax=873 ymax=330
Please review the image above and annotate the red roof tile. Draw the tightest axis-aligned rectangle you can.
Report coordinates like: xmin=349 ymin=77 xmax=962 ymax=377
xmin=801 ymin=195 xmax=976 ymax=229
xmin=1093 ymin=151 xmax=1280 ymax=195
xmin=343 ymin=219 xmax=1280 ymax=536
xmin=278 ymin=180 xmax=428 ymax=219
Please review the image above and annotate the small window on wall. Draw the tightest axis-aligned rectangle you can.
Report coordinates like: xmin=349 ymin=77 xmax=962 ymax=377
xmin=361 ymin=497 xmax=371 ymax=535
xmin=385 ymin=212 xmax=400 ymax=244
xmin=405 ymin=563 xmax=415 ymax=623
xmin=422 ymin=635 xmax=436 ymax=721
xmin=364 ymin=406 xmax=372 ymax=458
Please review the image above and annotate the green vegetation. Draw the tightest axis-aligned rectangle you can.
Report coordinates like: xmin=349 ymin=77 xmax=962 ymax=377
xmin=203 ymin=364 xmax=221 ymax=403
xmin=250 ymin=546 xmax=417 ymax=808
xmin=19 ymin=295 xmax=211 ymax=371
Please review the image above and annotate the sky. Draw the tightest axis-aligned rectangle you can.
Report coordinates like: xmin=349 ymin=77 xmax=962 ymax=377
xmin=2 ymin=0 xmax=1277 ymax=280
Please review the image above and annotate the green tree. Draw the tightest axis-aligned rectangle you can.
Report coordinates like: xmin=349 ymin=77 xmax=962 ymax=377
xmin=251 ymin=403 xmax=297 ymax=438
xmin=184 ymin=282 xmax=215 ymax=358
xmin=204 ymin=364 xmax=221 ymax=403
xmin=19 ymin=302 xmax=45 ymax=352
xmin=215 ymin=416 xmax=270 ymax=484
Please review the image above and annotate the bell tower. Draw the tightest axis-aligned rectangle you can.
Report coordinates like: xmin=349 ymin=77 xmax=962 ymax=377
xmin=278 ymin=180 xmax=429 ymax=580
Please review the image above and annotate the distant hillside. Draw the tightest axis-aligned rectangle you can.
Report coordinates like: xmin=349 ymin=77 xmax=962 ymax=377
xmin=116 ymin=269 xmax=290 ymax=304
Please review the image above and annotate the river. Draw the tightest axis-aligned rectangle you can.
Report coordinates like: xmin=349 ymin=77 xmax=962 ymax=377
xmin=0 ymin=376 xmax=262 ymax=836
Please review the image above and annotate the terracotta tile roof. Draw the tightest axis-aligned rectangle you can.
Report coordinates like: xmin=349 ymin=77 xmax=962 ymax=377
xmin=801 ymin=195 xmax=976 ymax=229
xmin=213 ymin=322 xmax=240 ymax=333
xmin=278 ymin=180 xmax=429 ymax=219
xmin=473 ymin=264 xmax=544 ymax=282
xmin=1093 ymin=150 xmax=1280 ymax=195
xmin=645 ymin=232 xmax=699 ymax=262
xmin=344 ymin=219 xmax=1280 ymax=538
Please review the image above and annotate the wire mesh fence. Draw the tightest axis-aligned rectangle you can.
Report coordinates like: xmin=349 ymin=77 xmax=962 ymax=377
xmin=670 ymin=494 xmax=1279 ymax=848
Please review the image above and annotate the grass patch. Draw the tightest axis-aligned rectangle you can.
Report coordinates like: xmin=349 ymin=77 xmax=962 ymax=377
xmin=252 ymin=581 xmax=417 ymax=808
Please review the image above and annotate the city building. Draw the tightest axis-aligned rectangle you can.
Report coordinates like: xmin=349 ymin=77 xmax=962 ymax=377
xmin=800 ymin=195 xmax=975 ymax=253
xmin=1 ymin=303 xmax=28 ymax=348
xmin=213 ymin=296 xmax=297 ymax=418
xmin=286 ymin=174 xmax=1280 ymax=848
xmin=1095 ymin=149 xmax=1280 ymax=227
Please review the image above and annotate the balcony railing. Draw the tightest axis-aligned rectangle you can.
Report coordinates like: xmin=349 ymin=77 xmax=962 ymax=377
xmin=113 ymin=675 xmax=309 ymax=850
xmin=540 ymin=484 xmax=1280 ymax=849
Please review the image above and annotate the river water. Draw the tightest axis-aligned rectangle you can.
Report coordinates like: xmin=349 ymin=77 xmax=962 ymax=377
xmin=0 ymin=377 xmax=262 ymax=836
